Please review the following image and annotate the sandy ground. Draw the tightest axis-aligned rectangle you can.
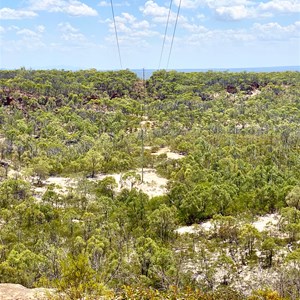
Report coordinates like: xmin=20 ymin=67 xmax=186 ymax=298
xmin=175 ymin=225 xmax=199 ymax=235
xmin=96 ymin=168 xmax=168 ymax=198
xmin=252 ymin=213 xmax=280 ymax=232
xmin=151 ymin=147 xmax=185 ymax=160
xmin=134 ymin=168 xmax=168 ymax=197
xmin=250 ymin=89 xmax=261 ymax=97
xmin=45 ymin=176 xmax=76 ymax=189
xmin=176 ymin=213 xmax=281 ymax=235
xmin=8 ymin=144 xmax=182 ymax=201
xmin=7 ymin=169 xmax=21 ymax=178
xmin=32 ymin=167 xmax=169 ymax=200
xmin=32 ymin=177 xmax=77 ymax=201
xmin=177 ymin=213 xmax=291 ymax=296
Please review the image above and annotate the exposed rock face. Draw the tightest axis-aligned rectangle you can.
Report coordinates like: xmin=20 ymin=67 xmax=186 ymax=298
xmin=251 ymin=81 xmax=259 ymax=90
xmin=0 ymin=160 xmax=9 ymax=168
xmin=0 ymin=284 xmax=51 ymax=300
xmin=4 ymin=97 xmax=14 ymax=106
xmin=226 ymin=85 xmax=238 ymax=94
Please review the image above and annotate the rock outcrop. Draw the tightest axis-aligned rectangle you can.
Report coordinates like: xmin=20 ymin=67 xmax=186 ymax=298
xmin=0 ymin=284 xmax=51 ymax=300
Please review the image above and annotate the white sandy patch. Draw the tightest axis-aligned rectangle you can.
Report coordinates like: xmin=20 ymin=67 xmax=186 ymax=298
xmin=175 ymin=225 xmax=198 ymax=235
xmin=250 ymin=89 xmax=261 ymax=97
xmin=96 ymin=168 xmax=168 ymax=198
xmin=151 ymin=147 xmax=184 ymax=160
xmin=137 ymin=168 xmax=168 ymax=197
xmin=252 ymin=213 xmax=279 ymax=232
xmin=176 ymin=220 xmax=213 ymax=235
xmin=200 ymin=220 xmax=214 ymax=231
xmin=7 ymin=169 xmax=21 ymax=178
xmin=45 ymin=177 xmax=76 ymax=188
xmin=96 ymin=173 xmax=122 ymax=185
xmin=32 ymin=176 xmax=77 ymax=201
xmin=32 ymin=167 xmax=169 ymax=201
xmin=177 ymin=214 xmax=282 ymax=236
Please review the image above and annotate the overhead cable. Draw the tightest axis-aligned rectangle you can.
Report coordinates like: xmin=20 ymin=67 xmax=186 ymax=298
xmin=166 ymin=0 xmax=182 ymax=70
xmin=158 ymin=0 xmax=173 ymax=70
xmin=110 ymin=0 xmax=123 ymax=69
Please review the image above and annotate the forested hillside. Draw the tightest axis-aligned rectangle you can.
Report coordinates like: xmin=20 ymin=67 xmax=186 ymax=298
xmin=0 ymin=69 xmax=299 ymax=299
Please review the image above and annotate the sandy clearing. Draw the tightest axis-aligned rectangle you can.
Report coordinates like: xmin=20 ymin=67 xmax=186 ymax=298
xmin=176 ymin=214 xmax=281 ymax=235
xmin=45 ymin=176 xmax=76 ymax=188
xmin=32 ymin=167 xmax=169 ymax=201
xmin=250 ymin=89 xmax=261 ymax=97
xmin=252 ymin=213 xmax=280 ymax=232
xmin=176 ymin=220 xmax=213 ymax=235
xmin=201 ymin=220 xmax=213 ymax=231
xmin=151 ymin=147 xmax=185 ymax=160
xmin=32 ymin=176 xmax=78 ymax=201
xmin=96 ymin=168 xmax=168 ymax=198
xmin=175 ymin=225 xmax=198 ymax=235
xmin=7 ymin=169 xmax=21 ymax=178
xmin=137 ymin=168 xmax=168 ymax=196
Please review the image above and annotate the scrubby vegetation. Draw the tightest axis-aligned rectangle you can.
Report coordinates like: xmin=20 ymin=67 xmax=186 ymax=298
xmin=0 ymin=68 xmax=299 ymax=299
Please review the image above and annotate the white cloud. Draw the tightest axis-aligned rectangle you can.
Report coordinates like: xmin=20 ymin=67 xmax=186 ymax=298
xmin=107 ymin=12 xmax=158 ymax=46
xmin=0 ymin=8 xmax=38 ymax=19
xmin=181 ymin=23 xmax=208 ymax=33
xmin=183 ymin=20 xmax=300 ymax=47
xmin=132 ymin=20 xmax=151 ymax=30
xmin=98 ymin=1 xmax=129 ymax=7
xmin=2 ymin=26 xmax=46 ymax=52
xmin=172 ymin=0 xmax=254 ymax=9
xmin=0 ymin=26 xmax=5 ymax=34
xmin=141 ymin=0 xmax=187 ymax=23
xmin=196 ymin=13 xmax=206 ymax=20
xmin=66 ymin=1 xmax=98 ymax=16
xmin=29 ymin=0 xmax=98 ymax=16
xmin=17 ymin=28 xmax=41 ymax=37
xmin=215 ymin=5 xmax=254 ymax=20
xmin=58 ymin=22 xmax=87 ymax=42
xmin=8 ymin=26 xmax=20 ymax=31
xmin=164 ymin=0 xmax=300 ymax=17
xmin=50 ymin=23 xmax=104 ymax=51
xmin=98 ymin=1 xmax=110 ymax=7
xmin=28 ymin=0 xmax=65 ymax=11
xmin=61 ymin=32 xmax=86 ymax=41
xmin=141 ymin=1 xmax=170 ymax=18
xmin=58 ymin=22 xmax=79 ymax=32
xmin=185 ymin=28 xmax=254 ymax=46
xmin=37 ymin=25 xmax=46 ymax=33
xmin=119 ymin=12 xmax=136 ymax=23
xmin=253 ymin=21 xmax=300 ymax=40
xmin=113 ymin=13 xmax=155 ymax=35
xmin=173 ymin=0 xmax=203 ymax=9
xmin=258 ymin=0 xmax=300 ymax=13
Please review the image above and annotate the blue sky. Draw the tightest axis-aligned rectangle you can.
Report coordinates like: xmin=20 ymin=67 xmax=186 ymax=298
xmin=0 ymin=0 xmax=299 ymax=70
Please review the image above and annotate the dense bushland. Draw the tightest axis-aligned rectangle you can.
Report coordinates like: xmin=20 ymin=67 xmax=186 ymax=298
xmin=0 ymin=69 xmax=299 ymax=299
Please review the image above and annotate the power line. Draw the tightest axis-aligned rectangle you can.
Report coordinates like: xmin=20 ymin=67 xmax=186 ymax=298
xmin=141 ymin=68 xmax=145 ymax=183
xmin=166 ymin=0 xmax=182 ymax=70
xmin=158 ymin=0 xmax=173 ymax=70
xmin=110 ymin=0 xmax=123 ymax=69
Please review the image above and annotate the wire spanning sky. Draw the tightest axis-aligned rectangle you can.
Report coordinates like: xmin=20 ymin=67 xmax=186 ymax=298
xmin=0 ymin=0 xmax=299 ymax=70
